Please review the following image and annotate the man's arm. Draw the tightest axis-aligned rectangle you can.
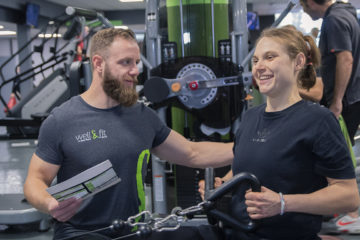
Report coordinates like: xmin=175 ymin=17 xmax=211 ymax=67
xmin=24 ymin=154 xmax=59 ymax=213
xmin=24 ymin=154 xmax=82 ymax=222
xmin=299 ymin=77 xmax=323 ymax=102
xmin=330 ymin=51 xmax=353 ymax=118
xmin=152 ymin=130 xmax=233 ymax=168
xmin=245 ymin=177 xmax=360 ymax=219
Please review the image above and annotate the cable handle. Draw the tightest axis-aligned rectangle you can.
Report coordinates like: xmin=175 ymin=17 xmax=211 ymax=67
xmin=207 ymin=172 xmax=260 ymax=202
xmin=205 ymin=172 xmax=261 ymax=232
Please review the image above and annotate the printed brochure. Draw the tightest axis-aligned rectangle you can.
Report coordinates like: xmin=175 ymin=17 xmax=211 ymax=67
xmin=46 ymin=160 xmax=121 ymax=201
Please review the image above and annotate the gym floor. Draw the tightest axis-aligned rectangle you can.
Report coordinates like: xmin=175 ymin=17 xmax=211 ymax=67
xmin=0 ymin=128 xmax=359 ymax=240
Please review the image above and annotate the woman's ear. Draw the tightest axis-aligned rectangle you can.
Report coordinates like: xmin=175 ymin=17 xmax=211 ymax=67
xmin=295 ymin=52 xmax=306 ymax=71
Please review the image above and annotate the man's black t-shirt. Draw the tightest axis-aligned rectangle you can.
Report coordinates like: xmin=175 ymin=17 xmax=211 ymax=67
xmin=319 ymin=2 xmax=360 ymax=106
xmin=36 ymin=96 xmax=171 ymax=235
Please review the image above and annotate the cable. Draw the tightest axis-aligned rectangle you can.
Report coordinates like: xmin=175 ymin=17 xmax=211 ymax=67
xmin=56 ymin=225 xmax=112 ymax=240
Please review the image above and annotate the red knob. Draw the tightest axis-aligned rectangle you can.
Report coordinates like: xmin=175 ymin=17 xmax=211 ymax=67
xmin=189 ymin=81 xmax=198 ymax=90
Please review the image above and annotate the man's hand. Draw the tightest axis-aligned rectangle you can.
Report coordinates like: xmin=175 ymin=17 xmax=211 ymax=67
xmin=245 ymin=186 xmax=282 ymax=219
xmin=329 ymin=100 xmax=342 ymax=119
xmin=198 ymin=177 xmax=224 ymax=200
xmin=47 ymin=197 xmax=83 ymax=222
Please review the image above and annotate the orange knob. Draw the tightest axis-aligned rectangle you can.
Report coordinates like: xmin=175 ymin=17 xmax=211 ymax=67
xmin=171 ymin=82 xmax=181 ymax=92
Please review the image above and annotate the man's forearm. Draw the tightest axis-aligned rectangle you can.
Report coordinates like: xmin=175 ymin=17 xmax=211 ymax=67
xmin=189 ymin=141 xmax=234 ymax=168
xmin=152 ymin=130 xmax=233 ymax=168
xmin=24 ymin=178 xmax=53 ymax=214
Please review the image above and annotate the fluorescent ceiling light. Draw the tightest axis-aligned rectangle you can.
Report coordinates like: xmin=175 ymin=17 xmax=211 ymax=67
xmin=0 ymin=31 xmax=16 ymax=35
xmin=0 ymin=25 xmax=4 ymax=29
xmin=119 ymin=0 xmax=143 ymax=2
xmin=114 ymin=26 xmax=128 ymax=29
xmin=38 ymin=33 xmax=62 ymax=38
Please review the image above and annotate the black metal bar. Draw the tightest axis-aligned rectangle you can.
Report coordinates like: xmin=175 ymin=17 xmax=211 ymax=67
xmin=0 ymin=118 xmax=42 ymax=126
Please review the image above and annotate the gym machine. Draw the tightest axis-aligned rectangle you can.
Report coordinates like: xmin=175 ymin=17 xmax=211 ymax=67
xmin=0 ymin=6 xmax=110 ymax=139
xmin=142 ymin=0 xmax=297 ymax=215
xmin=0 ymin=8 xmax=108 ymax=231
xmin=0 ymin=12 xmax=80 ymax=139
xmin=0 ymin=14 xmax=77 ymax=232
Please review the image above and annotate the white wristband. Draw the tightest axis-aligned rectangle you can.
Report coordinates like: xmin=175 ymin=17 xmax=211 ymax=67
xmin=279 ymin=192 xmax=285 ymax=215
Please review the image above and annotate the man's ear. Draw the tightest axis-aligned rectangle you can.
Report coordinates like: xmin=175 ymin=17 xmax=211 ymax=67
xmin=92 ymin=55 xmax=104 ymax=73
xmin=295 ymin=52 xmax=306 ymax=71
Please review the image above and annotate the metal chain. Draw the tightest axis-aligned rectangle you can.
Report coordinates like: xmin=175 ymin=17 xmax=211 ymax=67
xmin=153 ymin=214 xmax=180 ymax=232
xmin=126 ymin=210 xmax=153 ymax=228
xmin=176 ymin=201 xmax=210 ymax=217
xmin=57 ymin=202 xmax=211 ymax=240
xmin=124 ymin=209 xmax=185 ymax=233
xmin=58 ymin=201 xmax=212 ymax=240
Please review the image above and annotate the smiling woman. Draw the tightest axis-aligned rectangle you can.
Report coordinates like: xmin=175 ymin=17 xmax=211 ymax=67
xmin=251 ymin=26 xmax=320 ymax=110
xmin=230 ymin=26 xmax=360 ymax=240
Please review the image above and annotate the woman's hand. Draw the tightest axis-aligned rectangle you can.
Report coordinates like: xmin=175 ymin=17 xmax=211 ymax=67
xmin=245 ymin=186 xmax=282 ymax=219
xmin=198 ymin=177 xmax=224 ymax=200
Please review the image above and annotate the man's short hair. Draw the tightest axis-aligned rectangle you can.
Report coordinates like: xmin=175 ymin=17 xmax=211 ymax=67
xmin=89 ymin=28 xmax=137 ymax=60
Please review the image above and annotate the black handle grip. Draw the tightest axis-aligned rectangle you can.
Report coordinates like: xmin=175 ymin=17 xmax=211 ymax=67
xmin=207 ymin=209 xmax=257 ymax=232
xmin=207 ymin=172 xmax=260 ymax=202
xmin=206 ymin=172 xmax=261 ymax=232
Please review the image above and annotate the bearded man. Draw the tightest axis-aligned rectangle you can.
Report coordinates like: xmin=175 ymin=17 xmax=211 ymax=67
xmin=24 ymin=28 xmax=233 ymax=240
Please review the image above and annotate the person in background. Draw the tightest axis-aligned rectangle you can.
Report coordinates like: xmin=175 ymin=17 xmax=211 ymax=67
xmin=74 ymin=26 xmax=90 ymax=62
xmin=310 ymin=27 xmax=320 ymax=44
xmin=4 ymin=66 xmax=22 ymax=114
xmin=300 ymin=0 xmax=360 ymax=233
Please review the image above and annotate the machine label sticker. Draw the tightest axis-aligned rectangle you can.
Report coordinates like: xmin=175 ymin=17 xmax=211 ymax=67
xmin=75 ymin=129 xmax=108 ymax=142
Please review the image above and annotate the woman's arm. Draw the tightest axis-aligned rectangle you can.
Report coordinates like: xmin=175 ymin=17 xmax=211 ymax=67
xmin=284 ymin=178 xmax=359 ymax=215
xmin=245 ymin=177 xmax=360 ymax=219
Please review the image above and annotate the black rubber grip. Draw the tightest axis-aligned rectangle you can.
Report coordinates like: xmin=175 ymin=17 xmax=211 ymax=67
xmin=207 ymin=172 xmax=261 ymax=202
xmin=144 ymin=77 xmax=170 ymax=103
xmin=206 ymin=172 xmax=261 ymax=232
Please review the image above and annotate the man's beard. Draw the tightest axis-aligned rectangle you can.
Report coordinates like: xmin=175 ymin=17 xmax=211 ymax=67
xmin=102 ymin=66 xmax=138 ymax=107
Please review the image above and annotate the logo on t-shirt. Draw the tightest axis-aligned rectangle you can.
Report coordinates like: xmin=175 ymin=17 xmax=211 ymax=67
xmin=75 ymin=129 xmax=108 ymax=143
xmin=252 ymin=128 xmax=269 ymax=143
